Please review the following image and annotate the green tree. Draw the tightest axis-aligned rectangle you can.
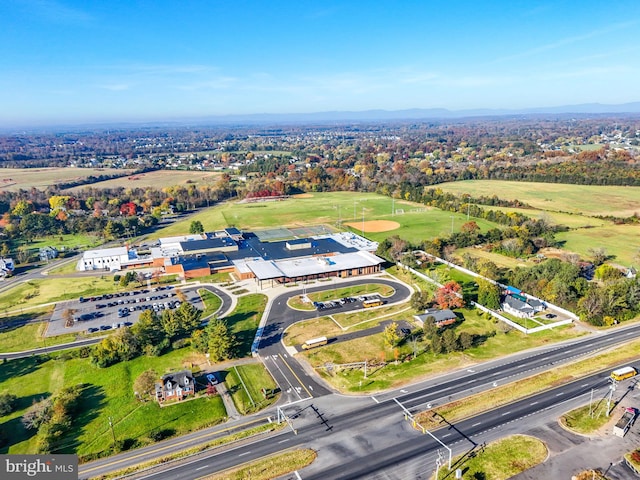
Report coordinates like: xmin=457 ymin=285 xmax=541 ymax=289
xmin=410 ymin=291 xmax=432 ymax=311
xmin=131 ymin=310 xmax=166 ymax=347
xmin=190 ymin=328 xmax=209 ymax=353
xmin=161 ymin=310 xmax=181 ymax=339
xmin=206 ymin=318 xmax=236 ymax=362
xmin=189 ymin=220 xmax=204 ymax=234
xmin=442 ymin=329 xmax=459 ymax=353
xmin=0 ymin=393 xmax=17 ymax=415
xmin=477 ymin=280 xmax=501 ymax=310
xmin=175 ymin=301 xmax=202 ymax=335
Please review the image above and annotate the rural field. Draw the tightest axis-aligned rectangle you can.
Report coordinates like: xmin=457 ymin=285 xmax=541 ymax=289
xmin=0 ymin=348 xmax=227 ymax=458
xmin=0 ymin=167 xmax=133 ymax=192
xmin=65 ymin=169 xmax=223 ymax=192
xmin=437 ymin=180 xmax=640 ymax=218
xmin=556 ymin=223 xmax=640 ymax=266
xmin=151 ymin=191 xmax=505 ymax=243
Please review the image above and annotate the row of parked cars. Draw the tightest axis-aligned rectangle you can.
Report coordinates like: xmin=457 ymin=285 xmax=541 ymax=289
xmin=79 ymin=285 xmax=174 ymax=304
xmin=118 ymin=299 xmax=182 ymax=317
xmin=313 ymin=297 xmax=356 ymax=311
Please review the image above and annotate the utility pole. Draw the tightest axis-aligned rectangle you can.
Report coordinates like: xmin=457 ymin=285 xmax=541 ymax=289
xmin=606 ymin=378 xmax=618 ymax=416
xmin=362 ymin=207 xmax=365 ymax=237
xmin=108 ymin=416 xmax=117 ymax=446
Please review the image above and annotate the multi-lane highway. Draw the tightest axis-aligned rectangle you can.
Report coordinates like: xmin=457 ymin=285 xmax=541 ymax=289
xmin=74 ymin=276 xmax=640 ymax=478
xmin=104 ymin=364 xmax=615 ymax=480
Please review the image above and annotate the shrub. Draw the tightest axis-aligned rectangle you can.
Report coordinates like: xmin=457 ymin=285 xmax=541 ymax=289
xmin=0 ymin=393 xmax=17 ymax=416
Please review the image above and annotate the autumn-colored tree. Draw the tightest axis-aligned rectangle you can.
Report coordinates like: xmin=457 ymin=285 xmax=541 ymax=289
xmin=435 ymin=281 xmax=465 ymax=309
xmin=461 ymin=221 xmax=479 ymax=234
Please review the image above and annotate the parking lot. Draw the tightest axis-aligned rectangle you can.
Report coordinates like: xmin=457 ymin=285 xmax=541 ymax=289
xmin=47 ymin=285 xmax=204 ymax=337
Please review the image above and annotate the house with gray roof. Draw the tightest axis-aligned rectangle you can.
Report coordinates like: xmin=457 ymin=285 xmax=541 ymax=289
xmin=155 ymin=370 xmax=195 ymax=403
xmin=413 ymin=308 xmax=457 ymax=327
xmin=501 ymin=293 xmax=545 ymax=318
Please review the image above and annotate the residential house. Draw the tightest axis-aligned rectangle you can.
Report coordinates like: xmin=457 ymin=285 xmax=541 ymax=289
xmin=155 ymin=370 xmax=195 ymax=403
xmin=413 ymin=308 xmax=457 ymax=327
xmin=39 ymin=246 xmax=59 ymax=262
xmin=501 ymin=293 xmax=545 ymax=318
xmin=0 ymin=257 xmax=15 ymax=277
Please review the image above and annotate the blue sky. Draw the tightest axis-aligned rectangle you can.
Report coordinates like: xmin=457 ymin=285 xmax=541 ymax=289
xmin=1 ymin=0 xmax=639 ymax=126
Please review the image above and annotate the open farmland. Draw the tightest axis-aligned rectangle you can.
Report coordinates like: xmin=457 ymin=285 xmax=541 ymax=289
xmin=437 ymin=180 xmax=640 ymax=217
xmin=0 ymin=167 xmax=133 ymax=192
xmin=473 ymin=206 xmax=608 ymax=229
xmin=556 ymin=223 xmax=640 ymax=266
xmin=151 ymin=191 xmax=505 ymax=242
xmin=65 ymin=169 xmax=223 ymax=192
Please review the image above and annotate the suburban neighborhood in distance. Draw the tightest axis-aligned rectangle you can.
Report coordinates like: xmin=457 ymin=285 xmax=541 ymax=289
xmin=2 ymin=1 xmax=640 ymax=480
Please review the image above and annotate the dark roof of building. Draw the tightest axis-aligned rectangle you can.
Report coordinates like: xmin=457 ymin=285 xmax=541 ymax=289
xmin=414 ymin=308 xmax=457 ymax=324
xmin=225 ymin=227 xmax=242 ymax=236
xmin=180 ymin=237 xmax=236 ymax=252
xmin=156 ymin=370 xmax=194 ymax=392
xmin=177 ymin=256 xmax=211 ymax=271
xmin=226 ymin=236 xmax=357 ymax=262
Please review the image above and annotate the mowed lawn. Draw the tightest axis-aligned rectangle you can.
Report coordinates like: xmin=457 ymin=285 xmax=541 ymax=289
xmin=151 ymin=192 xmax=505 ymax=243
xmin=0 ymin=348 xmax=226 ymax=458
xmin=0 ymin=167 xmax=132 ymax=192
xmin=437 ymin=180 xmax=640 ymax=217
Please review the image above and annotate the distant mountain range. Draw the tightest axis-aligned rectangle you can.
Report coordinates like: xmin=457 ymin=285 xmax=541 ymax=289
xmin=5 ymin=102 xmax=640 ymax=133
xmin=192 ymin=102 xmax=640 ymax=124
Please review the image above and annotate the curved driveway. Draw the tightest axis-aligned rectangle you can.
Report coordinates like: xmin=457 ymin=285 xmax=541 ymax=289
xmin=255 ymin=277 xmax=412 ymax=402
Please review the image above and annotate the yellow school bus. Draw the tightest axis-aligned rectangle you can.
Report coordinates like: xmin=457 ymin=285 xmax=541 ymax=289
xmin=302 ymin=336 xmax=328 ymax=350
xmin=611 ymin=366 xmax=637 ymax=381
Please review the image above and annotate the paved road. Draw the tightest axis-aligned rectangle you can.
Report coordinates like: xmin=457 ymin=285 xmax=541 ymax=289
xmin=75 ymin=275 xmax=640 ymax=479
xmin=111 ymin=367 xmax=634 ymax=480
xmin=256 ymin=278 xmax=412 ymax=403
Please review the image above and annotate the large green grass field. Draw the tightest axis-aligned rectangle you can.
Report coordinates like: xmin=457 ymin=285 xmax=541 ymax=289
xmin=436 ymin=180 xmax=640 ymax=217
xmin=0 ymin=348 xmax=226 ymax=459
xmin=151 ymin=192 xmax=505 ymax=243
xmin=556 ymin=223 xmax=640 ymax=266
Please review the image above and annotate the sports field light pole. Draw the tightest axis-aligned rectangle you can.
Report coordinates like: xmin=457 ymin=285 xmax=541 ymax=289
xmin=450 ymin=215 xmax=454 ymax=234
xmin=362 ymin=207 xmax=365 ymax=236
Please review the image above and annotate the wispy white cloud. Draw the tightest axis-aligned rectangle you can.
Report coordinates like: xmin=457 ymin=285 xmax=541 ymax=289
xmin=491 ymin=21 xmax=638 ymax=64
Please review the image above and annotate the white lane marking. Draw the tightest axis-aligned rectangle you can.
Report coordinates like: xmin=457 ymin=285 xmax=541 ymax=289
xmin=238 ymin=451 xmax=251 ymax=457
xmin=195 ymin=465 xmax=209 ymax=471
xmin=372 ymin=396 xmax=379 ymax=404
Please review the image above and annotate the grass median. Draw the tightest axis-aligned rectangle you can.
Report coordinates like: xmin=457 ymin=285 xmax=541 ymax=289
xmin=202 ymin=448 xmax=316 ymax=480
xmin=433 ymin=435 xmax=546 ymax=480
